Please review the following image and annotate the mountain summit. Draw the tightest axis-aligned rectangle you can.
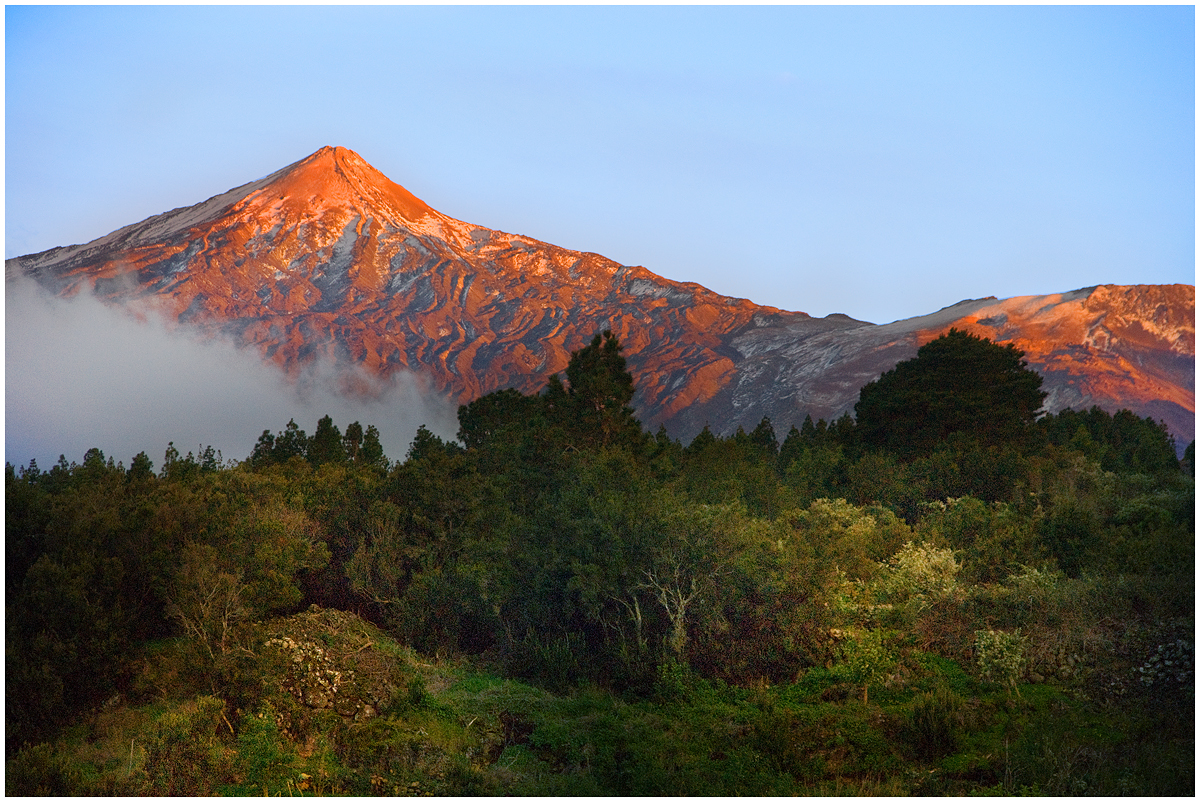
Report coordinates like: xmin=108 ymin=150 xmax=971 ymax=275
xmin=7 ymin=147 xmax=1194 ymax=448
xmin=260 ymin=145 xmax=436 ymax=223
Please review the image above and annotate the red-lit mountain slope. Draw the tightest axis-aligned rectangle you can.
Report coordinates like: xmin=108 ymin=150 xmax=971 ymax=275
xmin=7 ymin=146 xmax=1194 ymax=449
xmin=697 ymin=284 xmax=1194 ymax=450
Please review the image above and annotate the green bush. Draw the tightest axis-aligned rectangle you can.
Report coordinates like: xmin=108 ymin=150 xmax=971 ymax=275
xmin=974 ymin=629 xmax=1026 ymax=691
xmin=905 ymin=685 xmax=964 ymax=760
xmin=833 ymin=628 xmax=898 ymax=703
xmin=405 ymin=675 xmax=430 ymax=708
xmin=874 ymin=540 xmax=962 ymax=629
xmin=654 ymin=657 xmax=697 ymax=703
xmin=510 ymin=629 xmax=588 ymax=692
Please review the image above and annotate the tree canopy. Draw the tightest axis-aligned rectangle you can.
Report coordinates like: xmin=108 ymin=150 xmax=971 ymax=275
xmin=551 ymin=329 xmax=642 ymax=449
xmin=854 ymin=328 xmax=1047 ymax=459
xmin=459 ymin=329 xmax=643 ymax=453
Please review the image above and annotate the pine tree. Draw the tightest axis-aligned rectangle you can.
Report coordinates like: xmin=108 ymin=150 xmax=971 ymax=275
xmin=750 ymin=416 xmax=779 ymax=456
xmin=360 ymin=425 xmax=388 ymax=470
xmin=274 ymin=419 xmax=309 ymax=463
xmin=560 ymin=330 xmax=641 ymax=449
xmin=308 ymin=415 xmax=346 ymax=467
xmin=343 ymin=421 xmax=364 ymax=462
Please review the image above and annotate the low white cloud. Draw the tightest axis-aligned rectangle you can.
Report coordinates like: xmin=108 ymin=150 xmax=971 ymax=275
xmin=5 ymin=278 xmax=460 ymax=470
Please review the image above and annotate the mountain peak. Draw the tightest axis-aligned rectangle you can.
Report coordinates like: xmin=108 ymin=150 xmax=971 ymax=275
xmin=249 ymin=146 xmax=435 ymax=224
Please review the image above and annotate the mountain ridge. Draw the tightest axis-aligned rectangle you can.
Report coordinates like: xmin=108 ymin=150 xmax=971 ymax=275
xmin=7 ymin=146 xmax=1194 ymax=449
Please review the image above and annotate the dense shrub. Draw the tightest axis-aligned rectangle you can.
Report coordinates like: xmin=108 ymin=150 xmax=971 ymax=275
xmin=974 ymin=629 xmax=1027 ymax=691
xmin=904 ymin=685 xmax=965 ymax=759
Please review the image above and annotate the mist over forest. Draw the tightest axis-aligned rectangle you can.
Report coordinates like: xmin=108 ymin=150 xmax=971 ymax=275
xmin=5 ymin=279 xmax=459 ymax=469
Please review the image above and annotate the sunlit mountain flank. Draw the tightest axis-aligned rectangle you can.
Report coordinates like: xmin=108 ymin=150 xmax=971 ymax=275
xmin=7 ymin=146 xmax=1194 ymax=449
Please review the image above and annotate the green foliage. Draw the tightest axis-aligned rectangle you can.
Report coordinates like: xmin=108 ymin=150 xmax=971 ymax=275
xmin=872 ymin=541 xmax=962 ymax=629
xmin=406 ymin=423 xmax=459 ymax=461
xmin=166 ymin=542 xmax=248 ymax=661
xmin=973 ymin=629 xmax=1026 ymax=692
xmin=855 ymin=328 xmax=1046 ymax=459
xmin=5 ymin=447 xmax=170 ymax=746
xmin=677 ymin=428 xmax=786 ymax=517
xmin=139 ymin=696 xmax=230 ymax=795
xmin=5 ymin=451 xmax=331 ymax=750
xmin=1038 ymin=497 xmax=1098 ymax=578
xmin=653 ymin=657 xmax=696 ymax=703
xmin=992 ymin=686 xmax=1195 ymax=796
xmin=457 ymin=387 xmax=537 ymax=450
xmin=358 ymin=423 xmax=388 ymax=470
xmin=749 ymin=415 xmax=780 ymax=456
xmin=248 ymin=421 xmax=309 ymax=467
xmin=344 ymin=499 xmax=409 ymax=606
xmin=559 ymin=329 xmax=641 ymax=449
xmin=782 ymin=440 xmax=844 ymax=505
xmin=307 ymin=414 xmax=346 ymax=467
xmin=225 ymin=702 xmax=298 ymax=795
xmin=904 ymin=685 xmax=965 ymax=760
xmin=787 ymin=498 xmax=911 ymax=582
xmin=128 ymin=450 xmax=155 ymax=483
xmin=878 ymin=540 xmax=961 ymax=601
xmin=403 ymin=675 xmax=430 ymax=709
xmin=5 ymin=742 xmax=87 ymax=796
xmin=1040 ymin=406 xmax=1179 ymax=474
xmin=250 ymin=415 xmax=389 ymax=470
xmin=832 ymin=628 xmax=898 ymax=703
xmin=698 ymin=546 xmax=832 ymax=682
xmin=508 ymin=630 xmax=588 ymax=692
xmin=387 ymin=566 xmax=502 ymax=656
xmin=274 ymin=418 xmax=310 ymax=462
xmin=917 ymin=496 xmax=1044 ymax=584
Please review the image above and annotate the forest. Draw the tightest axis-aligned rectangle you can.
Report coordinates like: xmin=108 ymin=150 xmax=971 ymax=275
xmin=6 ymin=328 xmax=1194 ymax=795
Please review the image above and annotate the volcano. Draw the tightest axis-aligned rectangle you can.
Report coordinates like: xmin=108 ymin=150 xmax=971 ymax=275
xmin=7 ymin=146 xmax=1194 ymax=450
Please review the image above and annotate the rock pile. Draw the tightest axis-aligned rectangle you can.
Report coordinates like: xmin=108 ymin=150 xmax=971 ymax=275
xmin=260 ymin=606 xmax=406 ymax=723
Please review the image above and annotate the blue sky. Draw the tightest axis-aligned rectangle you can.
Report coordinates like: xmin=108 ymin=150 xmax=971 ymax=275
xmin=6 ymin=4 xmax=1195 ymax=325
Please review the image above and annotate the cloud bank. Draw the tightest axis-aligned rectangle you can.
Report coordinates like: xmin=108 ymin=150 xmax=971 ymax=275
xmin=5 ymin=279 xmax=460 ymax=470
